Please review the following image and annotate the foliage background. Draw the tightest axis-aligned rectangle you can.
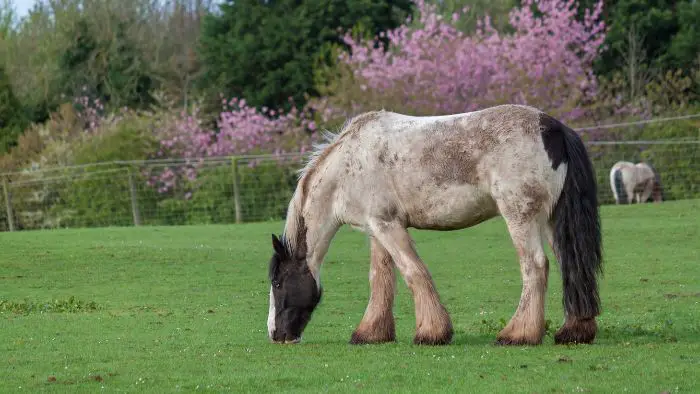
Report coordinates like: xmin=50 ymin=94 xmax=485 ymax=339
xmin=1 ymin=0 xmax=699 ymax=229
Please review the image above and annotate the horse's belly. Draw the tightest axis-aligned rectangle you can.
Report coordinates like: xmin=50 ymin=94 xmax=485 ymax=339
xmin=406 ymin=185 xmax=499 ymax=230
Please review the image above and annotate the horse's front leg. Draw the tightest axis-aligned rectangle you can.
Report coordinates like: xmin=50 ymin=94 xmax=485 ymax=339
xmin=369 ymin=220 xmax=453 ymax=345
xmin=639 ymin=179 xmax=654 ymax=203
xmin=626 ymin=183 xmax=636 ymax=204
xmin=350 ymin=236 xmax=397 ymax=344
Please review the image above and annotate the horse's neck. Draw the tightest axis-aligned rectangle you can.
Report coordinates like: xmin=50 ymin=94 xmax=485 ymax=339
xmin=634 ymin=166 xmax=652 ymax=183
xmin=284 ymin=187 xmax=340 ymax=282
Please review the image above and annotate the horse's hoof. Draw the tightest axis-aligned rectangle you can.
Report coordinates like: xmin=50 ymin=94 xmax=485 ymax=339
xmin=554 ymin=318 xmax=597 ymax=345
xmin=494 ymin=336 xmax=542 ymax=346
xmin=413 ymin=330 xmax=453 ymax=346
xmin=349 ymin=330 xmax=395 ymax=345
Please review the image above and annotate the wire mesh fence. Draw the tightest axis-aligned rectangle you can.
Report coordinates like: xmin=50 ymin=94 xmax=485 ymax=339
xmin=588 ymin=140 xmax=700 ymax=204
xmin=1 ymin=140 xmax=698 ymax=232
xmin=0 ymin=154 xmax=305 ymax=232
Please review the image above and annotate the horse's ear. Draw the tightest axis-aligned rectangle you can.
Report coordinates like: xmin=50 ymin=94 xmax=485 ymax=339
xmin=271 ymin=234 xmax=287 ymax=257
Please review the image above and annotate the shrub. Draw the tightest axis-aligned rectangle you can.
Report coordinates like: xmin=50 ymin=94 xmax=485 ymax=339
xmin=1 ymin=99 xmax=160 ymax=230
xmin=45 ymin=115 xmax=161 ymax=228
xmin=140 ymin=157 xmax=302 ymax=226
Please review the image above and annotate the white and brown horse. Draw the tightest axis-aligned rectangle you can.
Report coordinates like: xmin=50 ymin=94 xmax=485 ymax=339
xmin=267 ymin=104 xmax=603 ymax=346
xmin=609 ymin=161 xmax=664 ymax=204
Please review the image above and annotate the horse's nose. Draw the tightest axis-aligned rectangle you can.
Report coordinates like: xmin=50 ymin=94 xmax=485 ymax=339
xmin=270 ymin=329 xmax=284 ymax=343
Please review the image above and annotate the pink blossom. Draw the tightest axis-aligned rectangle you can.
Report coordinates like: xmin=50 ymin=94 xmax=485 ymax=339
xmin=146 ymin=98 xmax=319 ymax=195
xmin=339 ymin=0 xmax=606 ymax=120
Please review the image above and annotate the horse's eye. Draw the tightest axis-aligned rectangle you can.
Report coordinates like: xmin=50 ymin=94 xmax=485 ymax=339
xmin=273 ymin=281 xmax=281 ymax=288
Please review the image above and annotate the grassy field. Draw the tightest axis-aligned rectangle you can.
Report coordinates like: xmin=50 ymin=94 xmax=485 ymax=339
xmin=1 ymin=200 xmax=699 ymax=393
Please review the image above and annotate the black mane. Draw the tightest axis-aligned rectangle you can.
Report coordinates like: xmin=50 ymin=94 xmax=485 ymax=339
xmin=269 ymin=233 xmax=296 ymax=282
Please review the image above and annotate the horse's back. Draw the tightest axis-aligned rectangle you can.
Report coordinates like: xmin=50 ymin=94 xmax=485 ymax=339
xmin=375 ymin=104 xmax=543 ymax=136
xmin=334 ymin=105 xmax=568 ymax=230
xmin=611 ymin=161 xmax=635 ymax=174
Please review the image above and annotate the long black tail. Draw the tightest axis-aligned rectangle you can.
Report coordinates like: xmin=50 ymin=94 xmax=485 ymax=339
xmin=540 ymin=114 xmax=603 ymax=321
xmin=613 ymin=168 xmax=627 ymax=204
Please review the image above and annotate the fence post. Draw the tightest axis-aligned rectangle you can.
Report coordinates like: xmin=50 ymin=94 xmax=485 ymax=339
xmin=231 ymin=157 xmax=242 ymax=224
xmin=2 ymin=176 xmax=15 ymax=232
xmin=127 ymin=167 xmax=141 ymax=226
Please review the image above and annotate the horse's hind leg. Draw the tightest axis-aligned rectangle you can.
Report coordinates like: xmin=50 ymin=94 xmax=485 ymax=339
xmin=350 ymin=236 xmax=397 ymax=344
xmin=368 ymin=220 xmax=453 ymax=345
xmin=496 ymin=212 xmax=550 ymax=346
xmin=609 ymin=170 xmax=620 ymax=204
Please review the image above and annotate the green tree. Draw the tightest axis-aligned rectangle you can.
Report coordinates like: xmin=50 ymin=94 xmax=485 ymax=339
xmin=2 ymin=0 xmax=210 ymax=130
xmin=594 ymin=0 xmax=700 ymax=79
xmin=0 ymin=0 xmax=15 ymax=36
xmin=58 ymin=18 xmax=97 ymax=98
xmin=58 ymin=16 xmax=154 ymax=110
xmin=668 ymin=0 xmax=700 ymax=71
xmin=594 ymin=0 xmax=678 ymax=75
xmin=148 ymin=0 xmax=212 ymax=110
xmin=198 ymin=0 xmax=413 ymax=111
xmin=0 ymin=65 xmax=27 ymax=153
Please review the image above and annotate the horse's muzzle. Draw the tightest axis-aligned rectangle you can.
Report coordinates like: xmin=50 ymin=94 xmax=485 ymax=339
xmin=269 ymin=337 xmax=301 ymax=344
xmin=269 ymin=330 xmax=301 ymax=344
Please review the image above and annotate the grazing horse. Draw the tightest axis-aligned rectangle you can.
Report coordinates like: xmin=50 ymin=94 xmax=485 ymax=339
xmin=266 ymin=104 xmax=602 ymax=346
xmin=609 ymin=161 xmax=664 ymax=204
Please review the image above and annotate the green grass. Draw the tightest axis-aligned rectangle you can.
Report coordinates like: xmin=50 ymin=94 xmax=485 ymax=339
xmin=1 ymin=200 xmax=699 ymax=393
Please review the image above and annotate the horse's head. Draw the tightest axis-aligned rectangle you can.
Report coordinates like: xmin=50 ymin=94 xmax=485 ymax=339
xmin=649 ymin=165 xmax=664 ymax=203
xmin=267 ymin=234 xmax=321 ymax=344
xmin=652 ymin=176 xmax=664 ymax=203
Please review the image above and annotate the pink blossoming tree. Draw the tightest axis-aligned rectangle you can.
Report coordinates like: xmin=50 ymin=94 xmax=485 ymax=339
xmin=338 ymin=0 xmax=607 ymax=121
xmin=147 ymin=96 xmax=319 ymax=194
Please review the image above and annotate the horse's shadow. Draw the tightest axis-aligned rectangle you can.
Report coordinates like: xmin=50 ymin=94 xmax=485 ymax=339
xmin=451 ymin=325 xmax=700 ymax=346
xmin=299 ymin=321 xmax=699 ymax=347
xmin=595 ymin=325 xmax=699 ymax=345
xmin=450 ymin=332 xmax=503 ymax=346
xmin=338 ymin=327 xmax=696 ymax=347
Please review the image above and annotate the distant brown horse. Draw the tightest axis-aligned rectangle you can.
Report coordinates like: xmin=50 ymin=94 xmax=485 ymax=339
xmin=266 ymin=104 xmax=602 ymax=347
xmin=609 ymin=161 xmax=664 ymax=204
